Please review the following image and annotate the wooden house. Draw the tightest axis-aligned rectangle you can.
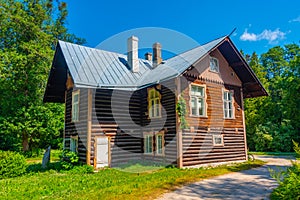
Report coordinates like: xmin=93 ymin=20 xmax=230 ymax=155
xmin=44 ymin=35 xmax=267 ymax=168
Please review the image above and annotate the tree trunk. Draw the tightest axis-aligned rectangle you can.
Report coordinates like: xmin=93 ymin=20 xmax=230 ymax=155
xmin=22 ymin=133 xmax=29 ymax=151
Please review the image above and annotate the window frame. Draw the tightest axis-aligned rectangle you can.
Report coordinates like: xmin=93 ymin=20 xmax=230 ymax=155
xmin=70 ymin=136 xmax=78 ymax=153
xmin=223 ymin=89 xmax=235 ymax=119
xmin=72 ymin=90 xmax=80 ymax=122
xmin=189 ymin=84 xmax=207 ymax=117
xmin=144 ymin=133 xmax=154 ymax=155
xmin=212 ymin=134 xmax=224 ymax=146
xmin=147 ymin=87 xmax=162 ymax=119
xmin=155 ymin=132 xmax=165 ymax=156
xmin=209 ymin=57 xmax=219 ymax=73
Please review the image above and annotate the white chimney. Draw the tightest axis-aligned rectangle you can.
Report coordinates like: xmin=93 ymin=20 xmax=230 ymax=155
xmin=127 ymin=36 xmax=139 ymax=73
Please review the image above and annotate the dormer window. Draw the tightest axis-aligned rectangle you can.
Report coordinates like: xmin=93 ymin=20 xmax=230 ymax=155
xmin=210 ymin=57 xmax=219 ymax=72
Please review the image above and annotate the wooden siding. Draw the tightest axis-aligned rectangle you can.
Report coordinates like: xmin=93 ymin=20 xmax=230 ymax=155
xmin=179 ymin=50 xmax=247 ymax=166
xmin=139 ymin=79 xmax=177 ymax=165
xmin=64 ymin=88 xmax=88 ymax=163
xmin=88 ymin=79 xmax=177 ymax=167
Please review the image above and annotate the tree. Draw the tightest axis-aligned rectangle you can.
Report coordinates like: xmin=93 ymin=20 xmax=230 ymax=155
xmin=0 ymin=0 xmax=84 ymax=152
xmin=244 ymin=44 xmax=300 ymax=152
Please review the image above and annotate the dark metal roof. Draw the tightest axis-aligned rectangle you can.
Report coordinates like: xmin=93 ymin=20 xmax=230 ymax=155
xmin=43 ymin=36 xmax=267 ymax=103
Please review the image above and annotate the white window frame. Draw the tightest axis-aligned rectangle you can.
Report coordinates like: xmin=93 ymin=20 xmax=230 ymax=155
xmin=210 ymin=57 xmax=219 ymax=73
xmin=144 ymin=133 xmax=153 ymax=155
xmin=63 ymin=138 xmax=70 ymax=150
xmin=72 ymin=90 xmax=80 ymax=122
xmin=223 ymin=89 xmax=234 ymax=119
xmin=148 ymin=87 xmax=161 ymax=119
xmin=70 ymin=136 xmax=78 ymax=153
xmin=156 ymin=132 xmax=164 ymax=156
xmin=212 ymin=134 xmax=224 ymax=146
xmin=190 ymin=84 xmax=207 ymax=117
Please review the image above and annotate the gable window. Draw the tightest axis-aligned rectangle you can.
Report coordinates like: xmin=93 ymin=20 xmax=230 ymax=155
xmin=156 ymin=132 xmax=164 ymax=156
xmin=223 ymin=90 xmax=234 ymax=119
xmin=72 ymin=90 xmax=80 ymax=122
xmin=210 ymin=57 xmax=219 ymax=72
xmin=144 ymin=133 xmax=153 ymax=154
xmin=148 ymin=87 xmax=161 ymax=118
xmin=213 ymin=135 xmax=224 ymax=146
xmin=70 ymin=136 xmax=78 ymax=153
xmin=190 ymin=85 xmax=206 ymax=116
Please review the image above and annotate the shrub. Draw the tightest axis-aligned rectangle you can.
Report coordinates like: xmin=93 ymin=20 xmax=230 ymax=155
xmin=0 ymin=151 xmax=27 ymax=179
xmin=270 ymin=141 xmax=300 ymax=199
xmin=60 ymin=150 xmax=79 ymax=170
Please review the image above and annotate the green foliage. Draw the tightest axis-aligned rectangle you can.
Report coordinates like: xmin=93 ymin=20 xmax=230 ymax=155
xmin=0 ymin=0 xmax=84 ymax=153
xmin=293 ymin=140 xmax=300 ymax=159
xmin=270 ymin=142 xmax=300 ymax=199
xmin=245 ymin=44 xmax=300 ymax=152
xmin=68 ymin=165 xmax=94 ymax=174
xmin=60 ymin=150 xmax=79 ymax=170
xmin=0 ymin=151 xmax=27 ymax=179
xmin=176 ymin=97 xmax=188 ymax=129
xmin=0 ymin=160 xmax=264 ymax=199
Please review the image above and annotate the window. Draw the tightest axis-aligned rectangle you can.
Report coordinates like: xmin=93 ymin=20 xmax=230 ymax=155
xmin=156 ymin=133 xmax=164 ymax=155
xmin=72 ymin=90 xmax=80 ymax=122
xmin=223 ymin=90 xmax=234 ymax=119
xmin=144 ymin=134 xmax=153 ymax=154
xmin=143 ymin=132 xmax=164 ymax=155
xmin=63 ymin=138 xmax=70 ymax=150
xmin=70 ymin=137 xmax=78 ymax=153
xmin=213 ymin=135 xmax=224 ymax=146
xmin=190 ymin=85 xmax=206 ymax=116
xmin=210 ymin=57 xmax=219 ymax=72
xmin=148 ymin=88 xmax=161 ymax=118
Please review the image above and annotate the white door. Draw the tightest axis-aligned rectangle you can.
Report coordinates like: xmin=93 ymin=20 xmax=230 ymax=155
xmin=96 ymin=137 xmax=109 ymax=168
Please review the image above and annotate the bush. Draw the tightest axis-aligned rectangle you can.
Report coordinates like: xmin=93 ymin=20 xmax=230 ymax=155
xmin=270 ymin=141 xmax=300 ymax=199
xmin=60 ymin=150 xmax=79 ymax=170
xmin=0 ymin=151 xmax=27 ymax=179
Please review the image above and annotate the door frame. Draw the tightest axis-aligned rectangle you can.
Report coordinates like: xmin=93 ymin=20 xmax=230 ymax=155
xmin=94 ymin=136 xmax=111 ymax=168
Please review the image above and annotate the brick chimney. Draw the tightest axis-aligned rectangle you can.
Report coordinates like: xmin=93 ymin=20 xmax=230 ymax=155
xmin=127 ymin=36 xmax=139 ymax=73
xmin=152 ymin=42 xmax=162 ymax=68
xmin=144 ymin=52 xmax=152 ymax=61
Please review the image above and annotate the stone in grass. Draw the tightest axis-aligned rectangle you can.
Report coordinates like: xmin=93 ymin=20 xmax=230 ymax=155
xmin=42 ymin=146 xmax=51 ymax=169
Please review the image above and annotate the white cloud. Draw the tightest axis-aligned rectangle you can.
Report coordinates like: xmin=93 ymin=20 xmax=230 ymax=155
xmin=240 ymin=28 xmax=286 ymax=43
xmin=289 ymin=16 xmax=300 ymax=23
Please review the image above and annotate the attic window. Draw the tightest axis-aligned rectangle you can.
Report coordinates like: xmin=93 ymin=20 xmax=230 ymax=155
xmin=210 ymin=57 xmax=219 ymax=72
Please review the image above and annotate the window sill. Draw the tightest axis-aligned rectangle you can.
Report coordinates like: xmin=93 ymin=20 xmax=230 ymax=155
xmin=149 ymin=116 xmax=162 ymax=119
xmin=144 ymin=153 xmax=154 ymax=155
xmin=189 ymin=115 xmax=208 ymax=118
xmin=224 ymin=117 xmax=235 ymax=120
xmin=209 ymin=70 xmax=219 ymax=74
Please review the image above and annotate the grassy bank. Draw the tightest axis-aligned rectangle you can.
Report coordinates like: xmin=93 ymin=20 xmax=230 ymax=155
xmin=0 ymin=160 xmax=265 ymax=200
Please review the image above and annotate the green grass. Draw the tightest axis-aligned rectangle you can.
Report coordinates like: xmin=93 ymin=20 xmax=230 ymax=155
xmin=250 ymin=151 xmax=296 ymax=156
xmin=0 ymin=160 xmax=265 ymax=200
xmin=25 ymin=149 xmax=62 ymax=163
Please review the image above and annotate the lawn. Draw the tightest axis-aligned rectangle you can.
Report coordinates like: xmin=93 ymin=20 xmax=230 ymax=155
xmin=25 ymin=149 xmax=62 ymax=163
xmin=0 ymin=160 xmax=265 ymax=200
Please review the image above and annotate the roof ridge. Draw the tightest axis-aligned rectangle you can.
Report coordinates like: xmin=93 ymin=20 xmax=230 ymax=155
xmin=163 ymin=35 xmax=227 ymax=62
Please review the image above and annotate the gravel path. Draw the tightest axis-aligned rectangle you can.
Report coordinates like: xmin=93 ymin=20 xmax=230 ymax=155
xmin=157 ymin=156 xmax=295 ymax=200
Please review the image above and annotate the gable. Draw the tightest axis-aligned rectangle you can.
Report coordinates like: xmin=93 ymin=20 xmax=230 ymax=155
xmin=198 ymin=49 xmax=242 ymax=87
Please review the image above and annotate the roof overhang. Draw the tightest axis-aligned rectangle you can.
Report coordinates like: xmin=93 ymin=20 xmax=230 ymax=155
xmin=43 ymin=42 xmax=68 ymax=103
xmin=217 ymin=37 xmax=268 ymax=98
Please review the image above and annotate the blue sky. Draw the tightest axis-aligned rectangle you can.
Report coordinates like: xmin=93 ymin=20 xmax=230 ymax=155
xmin=63 ymin=0 xmax=300 ymax=56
